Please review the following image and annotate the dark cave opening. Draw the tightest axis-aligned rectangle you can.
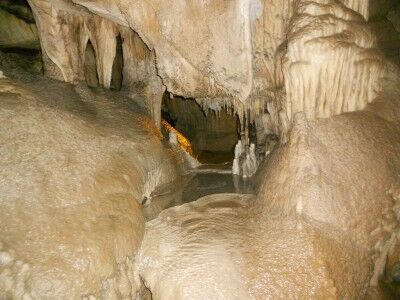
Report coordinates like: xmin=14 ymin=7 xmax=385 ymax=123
xmin=110 ymin=34 xmax=123 ymax=91
xmin=161 ymin=91 xmax=240 ymax=164
xmin=83 ymin=40 xmax=99 ymax=88
xmin=0 ymin=0 xmax=35 ymax=24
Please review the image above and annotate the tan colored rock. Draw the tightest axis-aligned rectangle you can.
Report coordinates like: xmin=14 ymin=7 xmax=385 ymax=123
xmin=27 ymin=0 xmax=252 ymax=106
xmin=137 ymin=1 xmax=400 ymax=298
xmin=279 ymin=0 xmax=387 ymax=126
xmin=139 ymin=81 xmax=400 ymax=297
xmin=1 ymin=0 xmax=400 ymax=298
xmin=28 ymin=0 xmax=166 ymax=126
xmin=0 ymin=74 xmax=181 ymax=298
xmin=73 ymin=0 xmax=253 ymax=102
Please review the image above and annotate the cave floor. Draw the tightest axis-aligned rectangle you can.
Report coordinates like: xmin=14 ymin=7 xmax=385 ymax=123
xmin=143 ymin=165 xmax=256 ymax=220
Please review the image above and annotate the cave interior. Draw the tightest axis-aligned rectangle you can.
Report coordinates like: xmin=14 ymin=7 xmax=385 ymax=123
xmin=1 ymin=0 xmax=400 ymax=299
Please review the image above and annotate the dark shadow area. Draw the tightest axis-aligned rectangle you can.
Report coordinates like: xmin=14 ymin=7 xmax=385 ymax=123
xmin=181 ymin=173 xmax=255 ymax=204
xmin=110 ymin=34 xmax=123 ymax=91
xmin=0 ymin=0 xmax=35 ymax=23
xmin=0 ymin=49 xmax=42 ymax=75
xmin=84 ymin=40 xmax=99 ymax=88
xmin=0 ymin=0 xmax=42 ymax=73
xmin=161 ymin=92 xmax=239 ymax=164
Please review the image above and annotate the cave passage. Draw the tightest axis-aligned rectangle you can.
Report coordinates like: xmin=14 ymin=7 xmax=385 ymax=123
xmin=161 ymin=92 xmax=240 ymax=164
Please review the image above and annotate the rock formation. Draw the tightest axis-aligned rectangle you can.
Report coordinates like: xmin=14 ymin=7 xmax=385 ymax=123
xmin=139 ymin=74 xmax=400 ymax=298
xmin=137 ymin=0 xmax=400 ymax=298
xmin=1 ymin=0 xmax=400 ymax=298
xmin=0 ymin=76 xmax=181 ymax=298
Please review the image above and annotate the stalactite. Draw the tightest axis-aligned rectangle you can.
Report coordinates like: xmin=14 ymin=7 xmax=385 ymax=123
xmin=28 ymin=0 xmax=167 ymax=127
xmin=28 ymin=0 xmax=389 ymax=147
xmin=85 ymin=16 xmax=119 ymax=89
xmin=63 ymin=0 xmax=255 ymax=102
xmin=119 ymin=27 xmax=150 ymax=93
xmin=28 ymin=0 xmax=88 ymax=82
xmin=144 ymin=51 xmax=165 ymax=129
xmin=280 ymin=0 xmax=387 ymax=123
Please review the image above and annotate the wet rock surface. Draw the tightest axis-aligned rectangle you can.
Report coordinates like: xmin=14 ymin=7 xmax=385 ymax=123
xmin=0 ymin=72 xmax=182 ymax=298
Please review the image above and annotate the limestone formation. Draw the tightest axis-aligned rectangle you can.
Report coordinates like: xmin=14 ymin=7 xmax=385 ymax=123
xmin=138 ymin=1 xmax=400 ymax=298
xmin=0 ymin=76 xmax=181 ymax=299
xmin=280 ymin=0 xmax=387 ymax=123
xmin=139 ymin=78 xmax=400 ymax=297
xmin=1 ymin=0 xmax=400 ymax=298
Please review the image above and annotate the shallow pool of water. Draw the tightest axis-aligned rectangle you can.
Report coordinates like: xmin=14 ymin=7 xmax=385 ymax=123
xmin=143 ymin=169 xmax=255 ymax=220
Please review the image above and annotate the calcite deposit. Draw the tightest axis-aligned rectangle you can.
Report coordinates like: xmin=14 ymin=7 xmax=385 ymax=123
xmin=0 ymin=75 xmax=181 ymax=298
xmin=1 ymin=0 xmax=400 ymax=298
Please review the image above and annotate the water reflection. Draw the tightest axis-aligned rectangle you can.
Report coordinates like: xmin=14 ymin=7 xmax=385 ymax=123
xmin=143 ymin=172 xmax=255 ymax=220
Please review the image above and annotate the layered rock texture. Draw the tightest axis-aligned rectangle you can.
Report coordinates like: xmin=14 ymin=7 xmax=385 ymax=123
xmin=137 ymin=0 xmax=400 ymax=298
xmin=0 ymin=74 xmax=181 ymax=299
xmin=22 ymin=0 xmax=397 ymax=129
xmin=279 ymin=0 xmax=387 ymax=123
xmin=1 ymin=0 xmax=400 ymax=298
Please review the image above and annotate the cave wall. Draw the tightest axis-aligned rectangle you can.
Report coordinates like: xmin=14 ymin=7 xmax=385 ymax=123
xmin=26 ymin=0 xmax=252 ymax=107
xmin=278 ymin=1 xmax=387 ymax=124
xmin=20 ymin=0 xmax=396 ymax=134
xmin=1 ymin=0 xmax=400 ymax=298
xmin=0 ymin=73 xmax=182 ymax=299
xmin=72 ymin=0 xmax=253 ymax=103
xmin=28 ymin=0 xmax=165 ymax=126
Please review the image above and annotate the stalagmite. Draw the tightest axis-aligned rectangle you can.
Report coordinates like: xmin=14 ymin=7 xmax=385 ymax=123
xmin=232 ymin=140 xmax=243 ymax=176
xmin=1 ymin=0 xmax=400 ymax=298
xmin=233 ymin=140 xmax=259 ymax=178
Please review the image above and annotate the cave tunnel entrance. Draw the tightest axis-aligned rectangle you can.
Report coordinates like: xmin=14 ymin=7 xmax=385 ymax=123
xmin=161 ymin=92 xmax=240 ymax=164
xmin=110 ymin=34 xmax=123 ymax=91
xmin=83 ymin=40 xmax=99 ymax=88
